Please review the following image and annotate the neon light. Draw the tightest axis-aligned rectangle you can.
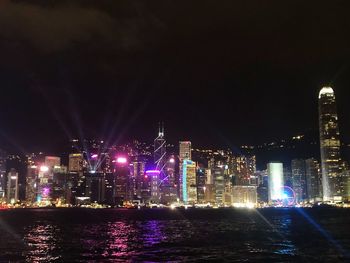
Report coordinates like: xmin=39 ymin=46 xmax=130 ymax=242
xmin=116 ymin=157 xmax=127 ymax=164
xmin=146 ymin=170 xmax=160 ymax=174
xmin=42 ymin=187 xmax=50 ymax=197
xmin=169 ymin=158 xmax=175 ymax=163
xmin=91 ymin=154 xmax=98 ymax=159
xmin=183 ymin=160 xmax=188 ymax=203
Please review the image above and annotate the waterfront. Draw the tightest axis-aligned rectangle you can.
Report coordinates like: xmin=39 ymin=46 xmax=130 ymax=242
xmin=0 ymin=208 xmax=349 ymax=262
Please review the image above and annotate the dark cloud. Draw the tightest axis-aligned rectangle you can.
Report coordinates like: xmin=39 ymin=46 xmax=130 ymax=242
xmin=0 ymin=0 xmax=349 ymax=152
xmin=0 ymin=0 xmax=167 ymax=54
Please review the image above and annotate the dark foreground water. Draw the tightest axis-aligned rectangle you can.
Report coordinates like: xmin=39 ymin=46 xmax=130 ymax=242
xmin=0 ymin=208 xmax=349 ymax=262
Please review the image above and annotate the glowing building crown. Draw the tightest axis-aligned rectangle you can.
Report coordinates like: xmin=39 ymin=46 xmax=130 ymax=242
xmin=319 ymin=86 xmax=334 ymax=99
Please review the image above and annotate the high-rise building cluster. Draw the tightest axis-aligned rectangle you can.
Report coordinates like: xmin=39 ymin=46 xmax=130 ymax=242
xmin=0 ymin=136 xmax=261 ymax=207
xmin=0 ymin=87 xmax=349 ymax=208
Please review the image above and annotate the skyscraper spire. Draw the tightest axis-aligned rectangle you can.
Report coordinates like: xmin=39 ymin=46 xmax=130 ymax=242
xmin=318 ymin=86 xmax=342 ymax=201
xmin=158 ymin=121 xmax=164 ymax=137
xmin=154 ymin=122 xmax=166 ymax=174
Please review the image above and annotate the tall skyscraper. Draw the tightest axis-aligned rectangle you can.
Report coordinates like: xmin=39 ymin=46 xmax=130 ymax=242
xmin=69 ymin=154 xmax=84 ymax=173
xmin=291 ymin=159 xmax=307 ymax=202
xmin=154 ymin=123 xmax=166 ymax=175
xmin=305 ymin=158 xmax=322 ymax=202
xmin=213 ymin=166 xmax=225 ymax=205
xmin=130 ymin=158 xmax=146 ymax=200
xmin=0 ymin=150 xmax=6 ymax=201
xmin=318 ymin=86 xmax=342 ymax=201
xmin=147 ymin=170 xmax=161 ymax=203
xmin=114 ymin=156 xmax=130 ymax=206
xmin=161 ymin=156 xmax=178 ymax=204
xmin=7 ymin=169 xmax=19 ymax=204
xmin=196 ymin=166 xmax=206 ymax=203
xmin=45 ymin=156 xmax=61 ymax=169
xmin=180 ymin=160 xmax=197 ymax=204
xmin=179 ymin=141 xmax=192 ymax=160
xmin=179 ymin=141 xmax=193 ymax=204
xmin=37 ymin=164 xmax=53 ymax=204
xmin=26 ymin=165 xmax=38 ymax=204
xmin=234 ymin=155 xmax=256 ymax=185
xmin=267 ymin=162 xmax=284 ymax=204
xmin=85 ymin=171 xmax=105 ymax=204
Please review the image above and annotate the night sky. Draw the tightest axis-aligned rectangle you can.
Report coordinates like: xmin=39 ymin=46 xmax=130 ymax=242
xmin=0 ymin=0 xmax=350 ymax=153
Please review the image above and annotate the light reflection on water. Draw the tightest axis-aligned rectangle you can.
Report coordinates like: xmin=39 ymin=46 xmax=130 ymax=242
xmin=101 ymin=221 xmax=137 ymax=260
xmin=24 ymin=224 xmax=61 ymax=262
xmin=0 ymin=208 xmax=348 ymax=262
xmin=141 ymin=220 xmax=164 ymax=246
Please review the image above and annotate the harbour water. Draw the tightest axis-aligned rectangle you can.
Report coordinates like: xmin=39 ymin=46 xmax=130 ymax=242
xmin=0 ymin=208 xmax=349 ymax=262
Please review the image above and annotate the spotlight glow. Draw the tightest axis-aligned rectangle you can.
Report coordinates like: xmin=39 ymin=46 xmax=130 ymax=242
xmin=40 ymin=166 xmax=49 ymax=172
xmin=116 ymin=157 xmax=127 ymax=164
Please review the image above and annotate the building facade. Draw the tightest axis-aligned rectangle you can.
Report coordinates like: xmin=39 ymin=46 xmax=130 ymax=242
xmin=291 ymin=159 xmax=307 ymax=202
xmin=267 ymin=162 xmax=284 ymax=204
xmin=305 ymin=158 xmax=322 ymax=202
xmin=318 ymin=87 xmax=342 ymax=201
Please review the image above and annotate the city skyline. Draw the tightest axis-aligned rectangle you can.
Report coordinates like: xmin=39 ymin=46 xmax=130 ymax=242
xmin=0 ymin=86 xmax=348 ymax=207
xmin=1 ymin=2 xmax=350 ymax=261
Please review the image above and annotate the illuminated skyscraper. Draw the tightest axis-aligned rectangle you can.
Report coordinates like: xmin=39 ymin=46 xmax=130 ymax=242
xmin=37 ymin=164 xmax=53 ymax=204
xmin=7 ymin=169 xmax=19 ymax=204
xmin=291 ymin=159 xmax=307 ymax=202
xmin=147 ymin=170 xmax=161 ymax=203
xmin=179 ymin=141 xmax=192 ymax=160
xmin=161 ymin=156 xmax=178 ymax=204
xmin=180 ymin=160 xmax=197 ymax=204
xmin=318 ymin=87 xmax=342 ymax=200
xmin=267 ymin=162 xmax=284 ymax=204
xmin=26 ymin=165 xmax=38 ymax=204
xmin=114 ymin=157 xmax=130 ymax=205
xmin=0 ymin=150 xmax=6 ymax=200
xmin=179 ymin=141 xmax=194 ymax=204
xmin=154 ymin=123 xmax=166 ymax=175
xmin=213 ymin=166 xmax=225 ymax=205
xmin=234 ymin=155 xmax=256 ymax=185
xmin=130 ymin=158 xmax=146 ymax=200
xmin=305 ymin=158 xmax=322 ymax=202
xmin=85 ymin=171 xmax=105 ymax=204
xmin=232 ymin=186 xmax=257 ymax=205
xmin=68 ymin=154 xmax=83 ymax=173
xmin=45 ymin=156 xmax=61 ymax=169
xmin=196 ymin=166 xmax=206 ymax=203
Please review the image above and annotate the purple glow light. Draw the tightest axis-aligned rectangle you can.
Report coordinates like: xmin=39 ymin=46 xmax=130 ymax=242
xmin=42 ymin=187 xmax=50 ymax=197
xmin=91 ymin=154 xmax=98 ymax=159
xmin=146 ymin=170 xmax=160 ymax=174
xmin=169 ymin=158 xmax=175 ymax=163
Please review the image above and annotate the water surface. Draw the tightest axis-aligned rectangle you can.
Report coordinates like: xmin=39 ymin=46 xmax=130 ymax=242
xmin=0 ymin=208 xmax=349 ymax=262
